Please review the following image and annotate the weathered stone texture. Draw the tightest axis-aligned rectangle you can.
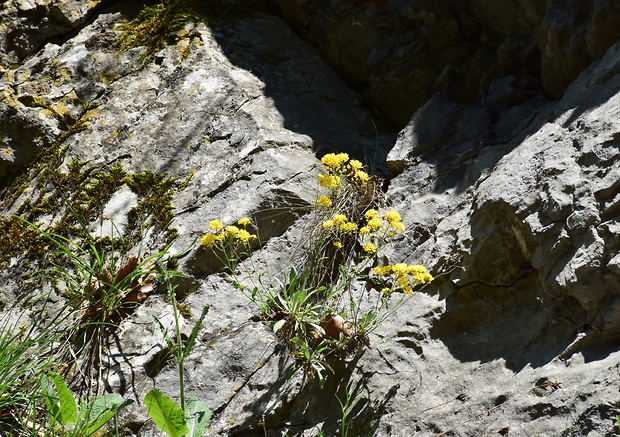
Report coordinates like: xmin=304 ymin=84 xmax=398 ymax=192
xmin=1 ymin=1 xmax=620 ymax=436
xmin=268 ymin=0 xmax=620 ymax=127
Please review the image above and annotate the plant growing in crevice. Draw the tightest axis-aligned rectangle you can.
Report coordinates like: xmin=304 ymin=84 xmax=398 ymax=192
xmin=1 ymin=154 xmax=192 ymax=269
xmin=200 ymin=153 xmax=434 ymax=387
xmin=19 ymin=215 xmax=182 ymax=399
xmin=315 ymin=380 xmax=380 ymax=437
xmin=116 ymin=0 xmax=199 ymax=64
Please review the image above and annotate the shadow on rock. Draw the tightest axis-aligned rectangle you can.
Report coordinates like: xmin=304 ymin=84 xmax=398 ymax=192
xmin=429 ymin=273 xmax=581 ymax=371
xmin=429 ymin=201 xmax=591 ymax=371
xmin=224 ymin=350 xmax=393 ymax=436
xmin=208 ymin=12 xmax=397 ymax=172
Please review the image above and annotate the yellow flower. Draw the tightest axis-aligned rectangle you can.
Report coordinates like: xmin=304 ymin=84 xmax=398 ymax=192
xmin=392 ymin=222 xmax=406 ymax=233
xmin=200 ymin=233 xmax=218 ymax=248
xmin=381 ymin=287 xmax=392 ymax=294
xmin=340 ymin=222 xmax=358 ymax=232
xmin=316 ymin=196 xmax=332 ymax=207
xmin=321 ymin=153 xmax=349 ymax=169
xmin=414 ymin=272 xmax=434 ymax=284
xmin=363 ymin=243 xmax=377 ymax=254
xmin=367 ymin=217 xmax=383 ymax=231
xmin=238 ymin=217 xmax=251 ymax=226
xmin=365 ymin=209 xmax=379 ymax=220
xmin=392 ymin=263 xmax=408 ymax=274
xmin=396 ymin=275 xmax=410 ymax=288
xmin=406 ymin=265 xmax=427 ymax=274
xmin=373 ymin=265 xmax=392 ymax=275
xmin=225 ymin=225 xmax=240 ymax=235
xmin=333 ymin=214 xmax=347 ymax=223
xmin=349 ymin=159 xmax=363 ymax=169
xmin=322 ymin=219 xmax=336 ymax=229
xmin=333 ymin=241 xmax=343 ymax=249
xmin=402 ymin=287 xmax=414 ymax=295
xmin=318 ymin=173 xmax=341 ymax=188
xmin=235 ymin=229 xmax=256 ymax=243
xmin=385 ymin=210 xmax=402 ymax=224
xmin=209 ymin=220 xmax=223 ymax=230
xmin=359 ymin=226 xmax=371 ymax=235
xmin=354 ymin=170 xmax=369 ymax=183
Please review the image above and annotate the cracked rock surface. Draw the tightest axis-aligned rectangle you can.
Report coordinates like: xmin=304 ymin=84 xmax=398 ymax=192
xmin=1 ymin=1 xmax=620 ymax=436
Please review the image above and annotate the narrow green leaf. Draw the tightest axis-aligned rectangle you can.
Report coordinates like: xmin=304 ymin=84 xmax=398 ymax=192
xmin=144 ymin=388 xmax=189 ymax=437
xmin=185 ymin=396 xmax=211 ymax=437
xmin=183 ymin=306 xmax=209 ymax=359
xmin=48 ymin=371 xmax=77 ymax=425
xmin=149 ymin=310 xmax=175 ymax=350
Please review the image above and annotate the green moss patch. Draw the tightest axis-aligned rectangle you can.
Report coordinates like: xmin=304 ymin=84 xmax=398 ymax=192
xmin=0 ymin=147 xmax=192 ymax=267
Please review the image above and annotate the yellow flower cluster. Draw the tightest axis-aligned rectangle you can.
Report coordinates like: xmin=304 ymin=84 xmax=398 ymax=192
xmin=320 ymin=207 xmax=408 ymax=256
xmin=317 ymin=173 xmax=341 ymax=188
xmin=363 ymin=243 xmax=377 ymax=254
xmin=359 ymin=209 xmax=406 ymax=237
xmin=316 ymin=196 xmax=332 ymax=207
xmin=321 ymin=152 xmax=350 ymax=169
xmin=322 ymin=214 xmax=357 ymax=233
xmin=373 ymin=264 xmax=434 ymax=294
xmin=201 ymin=217 xmax=256 ymax=248
xmin=317 ymin=153 xmax=370 ymax=189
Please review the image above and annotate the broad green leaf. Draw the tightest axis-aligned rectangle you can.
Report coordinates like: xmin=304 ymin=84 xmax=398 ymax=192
xmin=39 ymin=372 xmax=61 ymax=426
xmin=48 ymin=371 xmax=77 ymax=425
xmin=289 ymin=337 xmax=311 ymax=356
xmin=185 ymin=396 xmax=211 ymax=437
xmin=81 ymin=393 xmax=132 ymax=436
xmin=144 ymin=388 xmax=188 ymax=437
xmin=272 ymin=319 xmax=286 ymax=333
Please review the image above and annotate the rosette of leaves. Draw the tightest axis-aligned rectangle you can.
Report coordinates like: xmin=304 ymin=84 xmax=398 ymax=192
xmin=81 ymin=256 xmax=156 ymax=324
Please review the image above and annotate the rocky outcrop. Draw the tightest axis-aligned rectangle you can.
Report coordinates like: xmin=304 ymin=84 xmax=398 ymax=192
xmin=1 ymin=1 xmax=620 ymax=436
xmin=267 ymin=0 xmax=620 ymax=127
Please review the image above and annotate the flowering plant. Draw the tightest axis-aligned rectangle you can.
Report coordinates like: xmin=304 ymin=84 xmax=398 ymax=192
xmin=200 ymin=153 xmax=433 ymax=386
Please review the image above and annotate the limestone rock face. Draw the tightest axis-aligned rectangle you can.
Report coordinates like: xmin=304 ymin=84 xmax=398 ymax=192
xmin=383 ymin=37 xmax=620 ymax=436
xmin=268 ymin=0 xmax=620 ymax=127
xmin=1 ymin=1 xmax=620 ymax=437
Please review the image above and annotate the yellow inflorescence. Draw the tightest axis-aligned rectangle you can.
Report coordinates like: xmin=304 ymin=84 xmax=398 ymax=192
xmin=318 ymin=173 xmax=341 ymax=188
xmin=363 ymin=243 xmax=377 ymax=254
xmin=373 ymin=263 xmax=434 ymax=294
xmin=238 ymin=217 xmax=251 ymax=226
xmin=340 ymin=222 xmax=358 ymax=232
xmin=317 ymin=153 xmax=370 ymax=189
xmin=209 ymin=220 xmax=223 ymax=230
xmin=201 ymin=217 xmax=256 ymax=248
xmin=316 ymin=196 xmax=332 ymax=207
xmin=316 ymin=154 xmax=417 ymax=267
xmin=321 ymin=152 xmax=349 ymax=169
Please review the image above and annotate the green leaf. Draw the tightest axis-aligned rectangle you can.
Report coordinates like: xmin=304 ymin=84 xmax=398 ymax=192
xmin=46 ymin=371 xmax=77 ymax=426
xmin=80 ymin=394 xmax=132 ymax=436
xmin=183 ymin=305 xmax=209 ymax=359
xmin=149 ymin=310 xmax=175 ymax=350
xmin=144 ymin=388 xmax=189 ymax=437
xmin=272 ymin=319 xmax=286 ymax=334
xmin=185 ymin=396 xmax=211 ymax=437
xmin=39 ymin=372 xmax=61 ymax=426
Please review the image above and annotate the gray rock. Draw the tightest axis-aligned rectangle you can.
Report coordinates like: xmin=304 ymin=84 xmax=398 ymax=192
xmin=2 ymin=2 xmax=620 ymax=437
